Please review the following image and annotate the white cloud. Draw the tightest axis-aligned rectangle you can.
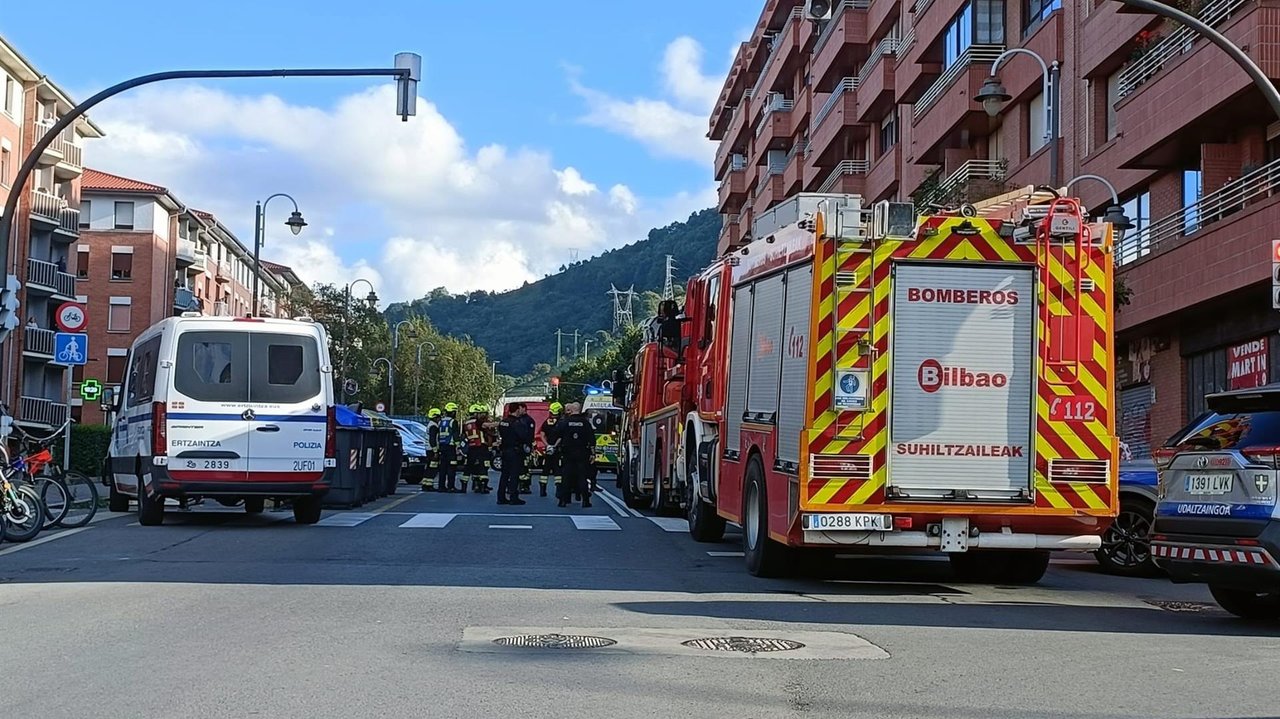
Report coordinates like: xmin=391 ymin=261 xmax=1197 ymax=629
xmin=571 ymin=35 xmax=729 ymax=166
xmin=84 ymin=83 xmax=704 ymax=301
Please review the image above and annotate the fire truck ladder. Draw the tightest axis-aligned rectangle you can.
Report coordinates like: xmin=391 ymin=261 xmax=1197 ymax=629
xmin=830 ymin=227 xmax=878 ymax=440
xmin=1035 ymin=197 xmax=1092 ymax=387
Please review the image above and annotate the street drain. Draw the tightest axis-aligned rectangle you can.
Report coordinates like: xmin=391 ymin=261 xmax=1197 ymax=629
xmin=492 ymin=633 xmax=617 ymax=649
xmin=1145 ymin=599 xmax=1218 ymax=613
xmin=681 ymin=636 xmax=806 ymax=653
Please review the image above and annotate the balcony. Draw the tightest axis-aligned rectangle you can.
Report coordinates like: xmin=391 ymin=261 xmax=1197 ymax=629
xmin=22 ymin=326 xmax=54 ymax=360
xmin=752 ymin=96 xmax=795 ymax=165
xmin=718 ymin=157 xmax=750 ymax=213
xmin=752 ymin=158 xmax=789 ymax=217
xmin=57 ymin=207 xmax=80 ymax=238
xmin=750 ymin=8 xmax=803 ymax=101
xmin=1118 ymin=0 xmax=1247 ymax=100
xmin=866 ymin=144 xmax=902 ymax=202
xmin=855 ymin=35 xmax=899 ymax=123
xmin=911 ymin=45 xmax=1005 ymax=161
xmin=26 ymin=257 xmax=77 ymax=299
xmin=176 ymin=239 xmax=199 ymax=266
xmin=214 ymin=261 xmax=232 ymax=284
xmin=29 ymin=189 xmax=66 ymax=227
xmin=213 ymin=300 xmax=230 ymax=316
xmin=174 ymin=287 xmax=202 ymax=314
xmin=913 ymin=159 xmax=1007 ymax=207
xmin=715 ymin=91 xmax=753 ymax=179
xmin=1116 ymin=159 xmax=1280 ymax=331
xmin=18 ymin=396 xmax=62 ymax=429
xmin=811 ymin=1 xmax=871 ymax=90
xmin=808 ymin=77 xmax=864 ymax=165
xmin=719 ymin=213 xmax=744 ymax=253
xmin=817 ymin=159 xmax=871 ymax=194
xmin=783 ymin=142 xmax=806 ymax=195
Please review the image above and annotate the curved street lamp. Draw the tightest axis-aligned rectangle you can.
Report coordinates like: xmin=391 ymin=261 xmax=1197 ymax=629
xmin=252 ymin=192 xmax=306 ymax=317
xmin=1065 ymin=174 xmax=1135 ymax=238
xmin=974 ymin=48 xmax=1061 ymax=186
xmin=389 ymin=319 xmax=413 ymax=415
xmin=342 ymin=278 xmax=378 ymax=390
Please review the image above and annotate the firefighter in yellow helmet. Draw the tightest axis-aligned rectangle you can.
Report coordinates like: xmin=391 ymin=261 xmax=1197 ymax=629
xmin=462 ymin=403 xmax=493 ymax=494
xmin=420 ymin=408 xmax=442 ymax=492
xmin=538 ymin=401 xmax=564 ymax=497
xmin=437 ymin=402 xmax=462 ymax=492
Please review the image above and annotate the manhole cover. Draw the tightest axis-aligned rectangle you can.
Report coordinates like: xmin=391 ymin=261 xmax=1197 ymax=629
xmin=1145 ymin=599 xmax=1218 ymax=613
xmin=492 ymin=633 xmax=617 ymax=649
xmin=681 ymin=636 xmax=806 ymax=653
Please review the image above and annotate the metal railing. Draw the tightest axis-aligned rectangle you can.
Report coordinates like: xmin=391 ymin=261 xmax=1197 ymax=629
xmin=912 ymin=0 xmax=936 ymax=15
xmin=818 ymin=159 xmax=872 ymax=193
xmin=1118 ymin=0 xmax=1247 ymax=98
xmin=213 ymin=300 xmax=230 ymax=316
xmin=755 ymin=95 xmax=795 ymax=137
xmin=176 ymin=239 xmax=198 ymax=263
xmin=813 ymin=78 xmax=859 ymax=131
xmin=19 ymin=396 xmax=54 ymax=428
xmin=751 ymin=7 xmax=804 ymax=99
xmin=36 ymin=120 xmax=83 ymax=169
xmin=23 ymin=326 xmax=54 ymax=356
xmin=174 ymin=287 xmax=201 ymax=311
xmin=917 ymin=159 xmax=1007 ymax=206
xmin=28 ymin=257 xmax=77 ymax=298
xmin=1117 ymin=156 xmax=1280 ymax=265
xmin=58 ymin=207 xmax=79 ymax=235
xmin=813 ymin=0 xmax=872 ymax=58
xmin=857 ymin=35 xmax=901 ymax=86
xmin=898 ymin=25 xmax=916 ymax=55
xmin=51 ymin=402 xmax=68 ymax=428
xmin=913 ymin=45 xmax=1005 ymax=120
xmin=730 ymin=153 xmax=748 ymax=171
xmin=29 ymin=188 xmax=65 ymax=220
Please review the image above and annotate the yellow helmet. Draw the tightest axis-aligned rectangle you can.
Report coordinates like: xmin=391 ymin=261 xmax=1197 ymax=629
xmin=549 ymin=402 xmax=563 ymax=414
xmin=469 ymin=403 xmax=484 ymax=414
xmin=427 ymin=408 xmax=441 ymax=419
xmin=444 ymin=402 xmax=459 ymax=413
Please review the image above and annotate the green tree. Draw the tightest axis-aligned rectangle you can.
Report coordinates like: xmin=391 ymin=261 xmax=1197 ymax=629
xmin=552 ymin=325 xmax=644 ymax=404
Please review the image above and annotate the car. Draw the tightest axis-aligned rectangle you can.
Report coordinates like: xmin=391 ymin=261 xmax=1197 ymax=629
xmin=392 ymin=421 xmax=429 ymax=483
xmin=104 ymin=315 xmax=336 ymax=525
xmin=1094 ymin=447 xmax=1160 ymax=575
xmin=1151 ymin=384 xmax=1280 ymax=619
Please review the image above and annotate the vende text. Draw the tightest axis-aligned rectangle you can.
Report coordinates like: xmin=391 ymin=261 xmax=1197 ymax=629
xmin=895 ymin=443 xmax=1024 ymax=457
xmin=905 ymin=287 xmax=1020 ymax=305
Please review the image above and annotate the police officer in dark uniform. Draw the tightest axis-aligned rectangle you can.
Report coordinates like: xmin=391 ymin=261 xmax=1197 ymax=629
xmin=556 ymin=402 xmax=596 ymax=509
xmin=517 ymin=407 xmax=537 ymax=494
xmin=496 ymin=403 xmax=533 ymax=506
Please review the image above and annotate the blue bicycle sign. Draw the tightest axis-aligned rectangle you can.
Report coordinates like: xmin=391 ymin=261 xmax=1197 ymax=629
xmin=53 ymin=332 xmax=88 ymax=366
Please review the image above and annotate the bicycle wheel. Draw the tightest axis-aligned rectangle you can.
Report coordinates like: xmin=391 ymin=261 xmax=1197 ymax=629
xmin=37 ymin=476 xmax=70 ymax=528
xmin=54 ymin=471 xmax=98 ymax=529
xmin=4 ymin=484 xmax=45 ymax=542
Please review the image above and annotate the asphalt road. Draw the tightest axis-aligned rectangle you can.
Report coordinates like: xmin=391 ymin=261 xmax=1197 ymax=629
xmin=2 ymin=476 xmax=1277 ymax=719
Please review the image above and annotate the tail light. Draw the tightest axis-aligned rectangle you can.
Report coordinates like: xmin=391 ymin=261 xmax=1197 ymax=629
xmin=152 ymin=401 xmax=167 ymax=456
xmin=1241 ymin=446 xmax=1280 ymax=469
xmin=1152 ymin=447 xmax=1178 ymax=471
xmin=325 ymin=406 xmax=337 ymax=459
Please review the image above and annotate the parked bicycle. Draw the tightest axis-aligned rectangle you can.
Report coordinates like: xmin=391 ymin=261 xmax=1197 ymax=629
xmin=0 ymin=442 xmax=43 ymax=542
xmin=10 ymin=420 xmax=99 ymax=531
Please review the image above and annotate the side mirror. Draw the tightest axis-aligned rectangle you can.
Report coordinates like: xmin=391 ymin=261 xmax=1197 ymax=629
xmin=102 ymin=387 xmax=119 ymax=411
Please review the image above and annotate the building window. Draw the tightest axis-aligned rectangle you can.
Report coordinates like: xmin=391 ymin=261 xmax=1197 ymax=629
xmin=1183 ymin=169 xmax=1203 ymax=234
xmin=114 ymin=201 xmax=135 ymax=230
xmin=1105 ymin=70 xmax=1121 ymax=141
xmin=943 ymin=1 xmax=1005 ymax=68
xmin=1024 ymin=0 xmax=1061 ymax=31
xmin=76 ymin=249 xmax=88 ymax=279
xmin=1117 ymin=189 xmax=1152 ymax=265
xmin=879 ymin=109 xmax=899 ymax=156
xmin=1186 ymin=348 xmax=1227 ymax=421
xmin=80 ymin=200 xmax=91 ymax=229
xmin=107 ymin=353 xmax=128 ymax=384
xmin=1028 ymin=93 xmax=1048 ymax=152
xmin=0 ymin=146 xmax=9 ymax=186
xmin=110 ymin=251 xmax=132 ymax=280
xmin=108 ymin=297 xmax=131 ymax=332
xmin=2 ymin=74 xmax=14 ymax=116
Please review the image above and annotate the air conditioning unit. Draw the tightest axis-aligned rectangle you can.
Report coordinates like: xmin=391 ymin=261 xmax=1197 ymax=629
xmin=871 ymin=200 xmax=917 ymax=240
xmin=803 ymin=0 xmax=834 ymax=21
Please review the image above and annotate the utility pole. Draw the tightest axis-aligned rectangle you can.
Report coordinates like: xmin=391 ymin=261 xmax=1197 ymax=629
xmin=554 ymin=329 xmax=569 ymax=366
xmin=573 ymin=329 xmax=580 ymax=361
xmin=662 ymin=255 xmax=677 ymax=300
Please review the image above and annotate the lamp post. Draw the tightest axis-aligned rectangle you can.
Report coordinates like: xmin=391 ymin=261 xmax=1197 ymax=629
xmin=252 ymin=193 xmax=306 ymax=317
xmin=390 ymin=319 xmax=412 ymax=416
xmin=1064 ymin=174 xmax=1135 ymax=238
xmin=372 ymin=357 xmax=391 ymax=411
xmin=342 ymin=278 xmax=378 ymax=391
xmin=0 ymin=54 xmax=421 ymax=348
xmin=414 ymin=341 xmax=437 ymax=414
xmin=974 ymin=48 xmax=1061 ymax=187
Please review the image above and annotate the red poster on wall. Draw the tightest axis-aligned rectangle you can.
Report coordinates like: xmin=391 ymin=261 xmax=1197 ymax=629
xmin=1228 ymin=338 xmax=1269 ymax=390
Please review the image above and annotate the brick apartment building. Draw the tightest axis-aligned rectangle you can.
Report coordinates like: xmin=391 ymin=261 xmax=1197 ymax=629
xmin=72 ymin=169 xmax=303 ymax=425
xmin=0 ymin=36 xmax=103 ymax=430
xmin=711 ymin=0 xmax=1280 ymax=461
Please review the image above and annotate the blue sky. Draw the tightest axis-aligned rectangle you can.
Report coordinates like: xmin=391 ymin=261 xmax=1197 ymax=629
xmin=2 ymin=2 xmax=759 ymax=299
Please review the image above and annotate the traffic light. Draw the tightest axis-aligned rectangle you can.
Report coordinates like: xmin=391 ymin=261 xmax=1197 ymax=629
xmin=0 ymin=274 xmax=21 ymax=345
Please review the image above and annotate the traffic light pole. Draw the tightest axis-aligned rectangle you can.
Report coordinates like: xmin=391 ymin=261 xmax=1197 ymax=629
xmin=0 ymin=58 xmax=421 ymax=346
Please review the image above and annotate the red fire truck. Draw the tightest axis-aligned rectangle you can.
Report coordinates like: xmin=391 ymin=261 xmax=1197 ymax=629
xmin=616 ymin=190 xmax=1119 ymax=583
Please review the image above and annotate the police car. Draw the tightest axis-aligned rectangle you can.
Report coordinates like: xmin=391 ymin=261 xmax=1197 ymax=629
xmin=1151 ymin=384 xmax=1280 ymax=619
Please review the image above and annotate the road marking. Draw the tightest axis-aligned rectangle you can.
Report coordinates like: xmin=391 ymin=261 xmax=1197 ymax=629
xmin=593 ymin=488 xmax=631 ymax=518
xmin=316 ymin=512 xmax=378 ymax=527
xmin=0 ymin=526 xmax=90 ymax=556
xmin=571 ymin=515 xmax=621 ymax=531
xmin=706 ymin=551 xmax=744 ymax=557
xmin=373 ymin=492 xmax=423 ymax=514
xmin=646 ymin=516 xmax=687 ymax=533
xmin=399 ymin=513 xmax=457 ymax=528
xmin=489 ymin=524 xmax=532 ymax=530
xmin=597 ymin=488 xmax=643 ymax=518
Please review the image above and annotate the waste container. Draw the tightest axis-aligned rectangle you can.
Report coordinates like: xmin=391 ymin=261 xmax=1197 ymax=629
xmin=324 ymin=405 xmax=371 ymax=509
xmin=383 ymin=430 xmax=404 ymax=495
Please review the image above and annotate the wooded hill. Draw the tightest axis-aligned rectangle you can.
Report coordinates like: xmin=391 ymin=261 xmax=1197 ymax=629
xmin=385 ymin=208 xmax=719 ymax=373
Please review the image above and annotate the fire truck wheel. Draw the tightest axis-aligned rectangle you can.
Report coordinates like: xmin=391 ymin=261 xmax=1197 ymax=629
xmin=687 ymin=441 xmax=726 ymax=542
xmin=743 ymin=458 xmax=790 ymax=577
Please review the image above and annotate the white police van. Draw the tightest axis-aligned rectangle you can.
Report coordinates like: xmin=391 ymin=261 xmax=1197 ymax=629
xmin=105 ymin=314 xmax=337 ymax=525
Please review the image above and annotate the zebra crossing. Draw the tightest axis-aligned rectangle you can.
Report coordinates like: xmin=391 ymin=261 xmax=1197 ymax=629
xmin=315 ymin=511 xmax=636 ymax=531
